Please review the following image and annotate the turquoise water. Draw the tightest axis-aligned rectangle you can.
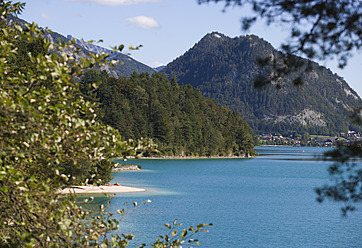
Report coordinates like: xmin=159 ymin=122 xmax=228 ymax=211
xmin=108 ymin=147 xmax=362 ymax=247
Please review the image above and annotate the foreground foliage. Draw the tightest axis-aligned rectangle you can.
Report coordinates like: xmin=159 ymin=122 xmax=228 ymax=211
xmin=0 ymin=2 xmax=209 ymax=246
xmin=316 ymin=120 xmax=362 ymax=216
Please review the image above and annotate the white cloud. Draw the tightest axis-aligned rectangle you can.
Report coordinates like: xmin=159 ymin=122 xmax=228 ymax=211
xmin=41 ymin=13 xmax=48 ymax=18
xmin=68 ymin=0 xmax=161 ymax=6
xmin=126 ymin=16 xmax=160 ymax=29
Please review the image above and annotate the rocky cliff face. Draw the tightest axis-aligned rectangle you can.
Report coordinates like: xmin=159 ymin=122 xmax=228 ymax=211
xmin=263 ymin=109 xmax=326 ymax=127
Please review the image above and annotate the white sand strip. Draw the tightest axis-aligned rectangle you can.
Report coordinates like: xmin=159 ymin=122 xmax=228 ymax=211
xmin=58 ymin=185 xmax=146 ymax=194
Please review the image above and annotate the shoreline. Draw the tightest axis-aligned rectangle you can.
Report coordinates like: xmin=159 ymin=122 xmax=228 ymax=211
xmin=138 ymin=156 xmax=252 ymax=159
xmin=258 ymin=145 xmax=335 ymax=148
xmin=120 ymin=154 xmax=254 ymax=160
xmin=58 ymin=185 xmax=146 ymax=194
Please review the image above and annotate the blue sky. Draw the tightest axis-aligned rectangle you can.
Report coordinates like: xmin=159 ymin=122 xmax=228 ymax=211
xmin=20 ymin=0 xmax=361 ymax=97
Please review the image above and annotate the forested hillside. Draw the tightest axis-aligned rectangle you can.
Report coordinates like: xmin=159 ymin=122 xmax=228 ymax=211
xmin=162 ymin=32 xmax=362 ymax=136
xmin=80 ymin=70 xmax=255 ymax=157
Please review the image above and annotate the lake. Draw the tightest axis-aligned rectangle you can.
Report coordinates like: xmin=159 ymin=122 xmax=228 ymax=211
xmin=106 ymin=146 xmax=361 ymax=247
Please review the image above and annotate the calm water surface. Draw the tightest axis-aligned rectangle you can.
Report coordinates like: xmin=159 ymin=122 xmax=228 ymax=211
xmin=106 ymin=147 xmax=361 ymax=247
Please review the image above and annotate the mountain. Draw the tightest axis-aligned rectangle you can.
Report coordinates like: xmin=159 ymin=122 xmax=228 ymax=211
xmin=154 ymin=65 xmax=166 ymax=72
xmin=161 ymin=32 xmax=362 ymax=135
xmin=8 ymin=15 xmax=155 ymax=78
xmin=66 ymin=35 xmax=155 ymax=77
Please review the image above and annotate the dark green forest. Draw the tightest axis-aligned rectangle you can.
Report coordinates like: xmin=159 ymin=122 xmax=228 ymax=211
xmin=80 ymin=69 xmax=255 ymax=157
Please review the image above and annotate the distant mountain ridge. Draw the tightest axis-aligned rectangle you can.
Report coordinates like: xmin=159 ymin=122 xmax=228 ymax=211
xmin=162 ymin=32 xmax=361 ymax=135
xmin=65 ymin=34 xmax=155 ymax=77
xmin=154 ymin=65 xmax=166 ymax=72
xmin=8 ymin=15 xmax=155 ymax=78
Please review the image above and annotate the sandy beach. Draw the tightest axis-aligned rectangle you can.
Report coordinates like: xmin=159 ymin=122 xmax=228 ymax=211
xmin=59 ymin=185 xmax=146 ymax=194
